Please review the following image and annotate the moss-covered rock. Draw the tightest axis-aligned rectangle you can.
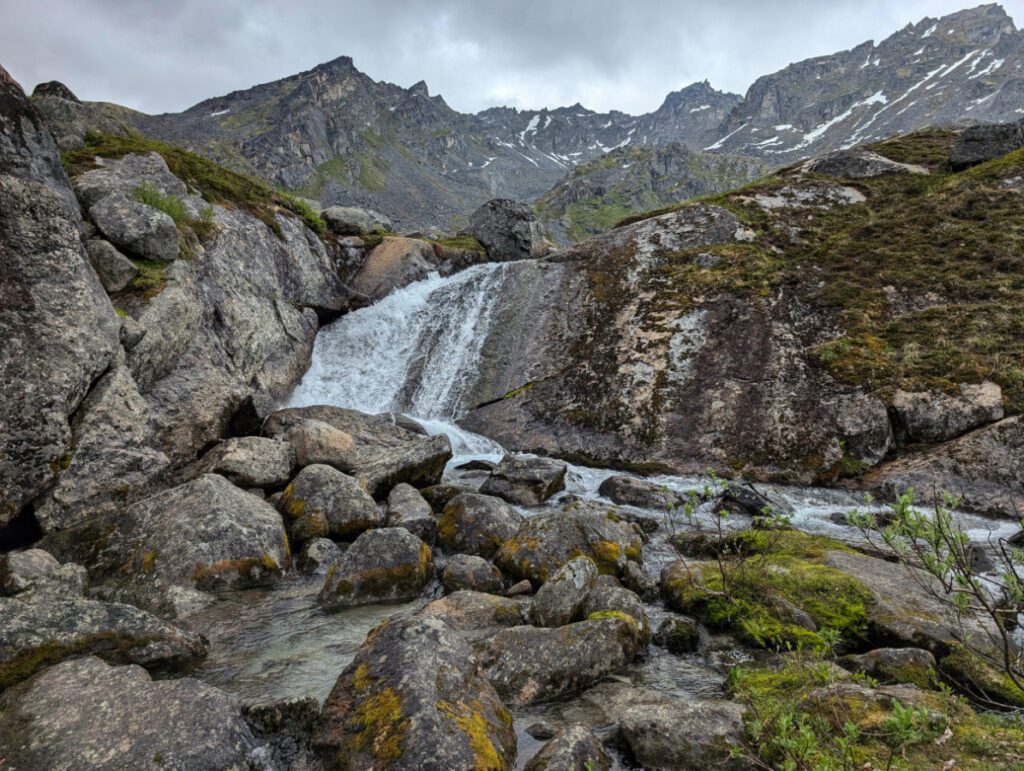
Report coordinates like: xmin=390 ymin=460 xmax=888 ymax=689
xmin=318 ymin=528 xmax=431 ymax=611
xmin=437 ymin=493 xmax=523 ymax=559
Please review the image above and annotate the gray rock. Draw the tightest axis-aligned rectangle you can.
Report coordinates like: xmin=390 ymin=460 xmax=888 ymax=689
xmin=622 ymin=560 xmax=658 ymax=600
xmin=85 ymin=238 xmax=138 ymax=292
xmin=32 ymin=80 xmax=79 ymax=101
xmin=318 ymin=527 xmax=431 ymax=610
xmin=355 ymin=433 xmax=453 ymax=498
xmin=890 ymin=382 xmax=1004 ymax=445
xmin=0 ymin=596 xmax=208 ymax=689
xmin=420 ymin=590 xmax=524 ymax=641
xmin=529 ymin=556 xmax=598 ymax=627
xmin=951 ymin=118 xmax=1024 ymax=170
xmin=315 ymin=615 xmax=515 ymax=769
xmin=297 ymin=537 xmax=345 ymax=575
xmin=283 ymin=418 xmax=359 ymax=471
xmin=71 ymin=151 xmax=189 ymax=210
xmin=480 ymin=455 xmax=567 ymax=506
xmin=582 ymin=584 xmax=650 ymax=641
xmin=89 ymin=191 xmax=180 ymax=262
xmin=0 ymin=657 xmax=260 ymax=770
xmin=386 ymin=482 xmax=437 ymax=542
xmin=0 ymin=66 xmax=120 ymax=527
xmin=478 ymin=615 xmax=644 ymax=705
xmin=241 ymin=696 xmax=320 ymax=771
xmin=525 ymin=724 xmax=611 ymax=771
xmin=842 ymin=647 xmax=937 ymax=687
xmin=653 ymin=614 xmax=701 ymax=654
xmin=420 ymin=483 xmax=469 ymax=512
xmin=598 ymin=474 xmax=683 ymax=509
xmin=119 ymin=315 xmax=147 ymax=350
xmin=189 ymin=436 xmax=296 ymax=489
xmin=352 ymin=236 xmax=437 ymax=302
xmin=438 ymin=492 xmax=524 ymax=559
xmin=0 ymin=550 xmax=86 ymax=600
xmin=465 ymin=198 xmax=550 ymax=261
xmin=279 ymin=463 xmax=382 ymax=539
xmin=802 ymin=148 xmax=928 ymax=178
xmin=320 ymin=205 xmax=392 ymax=236
xmin=507 ymin=579 xmax=533 ymax=596
xmin=289 ymin=510 xmax=330 ymax=544
xmin=442 ymin=554 xmax=505 ymax=594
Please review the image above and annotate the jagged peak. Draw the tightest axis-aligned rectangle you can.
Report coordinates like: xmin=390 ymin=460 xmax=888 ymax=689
xmin=408 ymin=80 xmax=430 ymax=97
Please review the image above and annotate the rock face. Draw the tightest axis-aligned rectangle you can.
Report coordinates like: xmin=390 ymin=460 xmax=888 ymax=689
xmin=321 ymin=205 xmax=392 ymax=235
xmin=890 ymin=382 xmax=1004 ymax=445
xmin=480 ymin=455 xmax=567 ymax=506
xmin=465 ymin=199 xmax=549 ymax=261
xmin=316 ymin=615 xmax=515 ymax=770
xmin=0 ymin=657 xmax=260 ymax=770
xmin=951 ymin=118 xmax=1024 ymax=170
xmin=318 ymin=528 xmax=431 ymax=610
xmin=0 ymin=65 xmax=119 ymax=527
xmin=438 ymin=492 xmax=523 ymax=558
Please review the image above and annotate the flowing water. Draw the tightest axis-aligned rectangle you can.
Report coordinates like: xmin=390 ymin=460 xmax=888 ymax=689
xmin=188 ymin=267 xmax=1019 ymax=767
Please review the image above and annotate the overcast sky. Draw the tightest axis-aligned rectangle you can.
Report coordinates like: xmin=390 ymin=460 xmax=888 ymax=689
xmin=2 ymin=1 xmax=1021 ymax=116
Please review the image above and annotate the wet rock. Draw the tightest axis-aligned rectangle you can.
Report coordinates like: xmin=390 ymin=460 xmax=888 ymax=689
xmin=890 ymin=382 xmax=1004 ymax=445
xmin=298 ymin=537 xmax=345 ymax=575
xmin=357 ymin=433 xmax=453 ymax=498
xmin=598 ymin=474 xmax=683 ymax=509
xmin=653 ymin=614 xmax=701 ymax=654
xmin=950 ymin=118 xmax=1024 ymax=171
xmin=321 ymin=205 xmax=391 ymax=236
xmin=190 ymin=436 xmax=296 ymax=489
xmin=386 ymin=482 xmax=437 ymax=543
xmin=242 ymin=696 xmax=320 ymax=771
xmin=94 ymin=474 xmax=289 ymax=613
xmin=478 ymin=614 xmax=644 ymax=705
xmin=279 ymin=464 xmax=382 ymax=540
xmin=442 ymin=554 xmax=505 ymax=594
xmin=315 ymin=615 xmax=515 ymax=769
xmin=89 ymin=191 xmax=179 ymax=262
xmin=582 ymin=584 xmax=650 ymax=641
xmin=802 ymin=148 xmax=928 ymax=178
xmin=85 ymin=238 xmax=138 ymax=292
xmin=526 ymin=721 xmax=557 ymax=740
xmin=420 ymin=590 xmax=524 ymax=641
xmin=0 ymin=550 xmax=86 ymax=601
xmin=0 ymin=595 xmax=208 ymax=689
xmin=524 ymin=724 xmax=611 ymax=771
xmin=318 ymin=528 xmax=431 ymax=611
xmin=715 ymin=483 xmax=793 ymax=520
xmin=352 ymin=236 xmax=437 ymax=302
xmin=420 ymin=483 xmax=469 ymax=512
xmin=438 ymin=492 xmax=524 ymax=559
xmin=465 ymin=198 xmax=550 ymax=261
xmin=0 ymin=67 xmax=120 ymax=527
xmin=495 ymin=507 xmax=644 ymax=585
xmin=480 ymin=455 xmax=567 ymax=506
xmin=622 ymin=560 xmax=658 ymax=600
xmin=0 ymin=657 xmax=260 ymax=769
xmin=529 ymin=556 xmax=598 ymax=627
xmin=456 ymin=459 xmax=497 ymax=472
xmin=842 ymin=647 xmax=937 ymax=688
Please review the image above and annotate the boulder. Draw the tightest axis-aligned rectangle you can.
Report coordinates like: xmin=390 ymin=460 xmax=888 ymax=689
xmin=320 ymin=205 xmax=392 ymax=236
xmin=241 ymin=696 xmax=320 ymax=771
xmin=386 ymin=482 xmax=437 ymax=542
xmin=653 ymin=614 xmax=702 ymax=654
xmin=85 ymin=238 xmax=138 ymax=292
xmin=441 ymin=554 xmax=505 ymax=594
xmin=842 ymin=647 xmax=937 ymax=688
xmin=524 ymin=724 xmax=611 ymax=771
xmin=315 ymin=615 xmax=515 ymax=769
xmin=70 ymin=151 xmax=189 ymax=210
xmin=495 ymin=506 xmax=644 ymax=585
xmin=356 ymin=433 xmax=453 ymax=498
xmin=950 ymin=118 xmax=1024 ymax=170
xmin=890 ymin=382 xmax=1004 ymax=445
xmin=0 ymin=657 xmax=260 ymax=769
xmin=478 ymin=614 xmax=644 ymax=705
xmin=283 ymin=418 xmax=358 ymax=471
xmin=581 ymin=584 xmax=650 ymax=641
xmin=279 ymin=464 xmax=382 ymax=539
xmin=0 ymin=66 xmax=120 ymax=527
xmin=598 ymin=474 xmax=684 ymax=509
xmin=621 ymin=560 xmax=658 ymax=600
xmin=0 ymin=595 xmax=208 ymax=689
xmin=420 ymin=590 xmax=524 ymax=641
xmin=480 ymin=455 xmax=567 ymax=506
xmin=802 ymin=148 xmax=928 ymax=178
xmin=189 ymin=436 xmax=295 ymax=489
xmin=298 ymin=538 xmax=345 ymax=575
xmin=420 ymin=483 xmax=469 ymax=512
xmin=352 ymin=236 xmax=437 ymax=302
xmin=0 ymin=550 xmax=86 ymax=600
xmin=465 ymin=198 xmax=549 ymax=261
xmin=715 ymin=483 xmax=793 ymax=520
xmin=438 ymin=492 xmax=524 ymax=558
xmin=318 ymin=528 xmax=431 ymax=611
xmin=93 ymin=474 xmax=289 ymax=614
xmin=32 ymin=80 xmax=80 ymax=101
xmin=88 ymin=191 xmax=180 ymax=262
xmin=528 ymin=556 xmax=598 ymax=627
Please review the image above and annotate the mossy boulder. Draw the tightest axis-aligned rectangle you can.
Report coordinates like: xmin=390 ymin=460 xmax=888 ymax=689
xmin=420 ymin=591 xmax=525 ymax=643
xmin=315 ymin=615 xmax=515 ymax=770
xmin=385 ymin=483 xmax=437 ymax=543
xmin=528 ymin=556 xmax=598 ymax=628
xmin=582 ymin=584 xmax=650 ymax=643
xmin=278 ymin=464 xmax=382 ymax=540
xmin=524 ymin=724 xmax=611 ymax=771
xmin=318 ymin=528 xmax=432 ymax=611
xmin=842 ymin=647 xmax=937 ymax=690
xmin=438 ymin=493 xmax=523 ymax=559
xmin=441 ymin=555 xmax=505 ymax=595
xmin=653 ymin=614 xmax=701 ymax=654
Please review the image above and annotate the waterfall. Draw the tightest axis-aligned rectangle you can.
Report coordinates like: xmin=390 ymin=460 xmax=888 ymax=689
xmin=288 ymin=262 xmax=511 ymax=421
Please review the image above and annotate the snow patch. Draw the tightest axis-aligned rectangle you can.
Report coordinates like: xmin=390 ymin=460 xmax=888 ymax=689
xmin=210 ymin=109 xmax=230 ymax=117
xmin=922 ymin=23 xmax=937 ymax=38
xmin=689 ymin=104 xmax=711 ymax=113
xmin=704 ymin=123 xmax=748 ymax=151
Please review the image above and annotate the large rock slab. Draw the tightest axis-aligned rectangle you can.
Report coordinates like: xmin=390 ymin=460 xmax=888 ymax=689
xmin=71 ymin=151 xmax=188 ymax=209
xmin=890 ymin=382 xmax=1004 ymax=445
xmin=0 ymin=66 xmax=119 ymax=527
xmin=438 ymin=492 xmax=523 ymax=558
xmin=465 ymin=198 xmax=549 ymax=261
xmin=189 ymin=436 xmax=295 ymax=489
xmin=480 ymin=455 xmax=567 ymax=506
xmin=802 ymin=148 xmax=928 ymax=178
xmin=356 ymin=433 xmax=453 ymax=498
xmin=320 ymin=205 xmax=392 ymax=236
xmin=318 ymin=528 xmax=431 ymax=611
xmin=279 ymin=463 xmax=382 ymax=539
xmin=0 ymin=657 xmax=260 ymax=769
xmin=315 ymin=615 xmax=515 ymax=770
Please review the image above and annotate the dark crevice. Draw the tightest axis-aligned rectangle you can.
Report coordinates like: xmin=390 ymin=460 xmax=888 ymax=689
xmin=0 ymin=503 xmax=43 ymax=552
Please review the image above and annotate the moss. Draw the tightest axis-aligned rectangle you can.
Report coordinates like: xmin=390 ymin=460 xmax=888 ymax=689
xmin=352 ymin=662 xmax=373 ymax=692
xmin=345 ymin=688 xmax=407 ymax=762
xmin=260 ymin=552 xmax=280 ymax=571
xmin=590 ymin=540 xmax=623 ymax=574
xmin=355 ymin=152 xmax=388 ymax=192
xmin=141 ymin=549 xmax=158 ymax=574
xmin=0 ymin=633 xmax=164 ymax=689
xmin=125 ymin=258 xmax=168 ymax=299
xmin=502 ymin=382 xmax=535 ymax=400
xmin=49 ymin=451 xmax=73 ymax=475
xmin=433 ymin=234 xmax=486 ymax=254
xmin=437 ymin=700 xmax=506 ymax=770
xmin=940 ymin=644 xmax=1024 ymax=708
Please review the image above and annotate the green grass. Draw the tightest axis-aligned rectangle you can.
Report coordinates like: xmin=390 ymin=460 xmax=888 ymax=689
xmin=132 ymin=181 xmax=218 ymax=242
xmin=433 ymin=234 xmax=486 ymax=254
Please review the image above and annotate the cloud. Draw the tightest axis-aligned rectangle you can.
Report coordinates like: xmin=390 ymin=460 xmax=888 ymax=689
xmin=1 ymin=0 xmax=1019 ymax=115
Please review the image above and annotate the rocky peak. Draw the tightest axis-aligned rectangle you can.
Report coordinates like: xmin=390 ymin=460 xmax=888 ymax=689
xmin=408 ymin=79 xmax=430 ymax=98
xmin=913 ymin=3 xmax=1015 ymax=45
xmin=31 ymin=80 xmax=79 ymax=102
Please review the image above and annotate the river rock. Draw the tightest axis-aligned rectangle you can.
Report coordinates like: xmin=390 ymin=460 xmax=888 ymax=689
xmin=480 ymin=455 xmax=567 ymax=506
xmin=715 ymin=483 xmax=793 ymax=520
xmin=524 ymin=724 xmax=611 ymax=771
xmin=465 ymin=198 xmax=549 ymax=261
xmin=598 ymin=474 xmax=684 ymax=509
xmin=386 ymin=482 xmax=437 ymax=542
xmin=321 ymin=205 xmax=392 ymax=236
xmin=528 ymin=556 xmax=598 ymax=627
xmin=842 ymin=647 xmax=937 ymax=688
xmin=420 ymin=590 xmax=524 ymax=642
xmin=653 ymin=614 xmax=702 ymax=654
xmin=582 ymin=584 xmax=650 ymax=641
xmin=189 ymin=436 xmax=296 ymax=489
xmin=438 ymin=492 xmax=524 ymax=558
xmin=621 ymin=560 xmax=658 ymax=600
xmin=282 ymin=418 xmax=359 ymax=471
xmin=85 ymin=238 xmax=138 ymax=292
xmin=478 ymin=614 xmax=644 ymax=705
xmin=0 ymin=595 xmax=208 ymax=689
xmin=495 ymin=506 xmax=644 ymax=585
xmin=315 ymin=615 xmax=515 ymax=769
xmin=352 ymin=236 xmax=437 ymax=302
xmin=0 ymin=657 xmax=260 ymax=769
xmin=890 ymin=382 xmax=1004 ymax=445
xmin=279 ymin=463 xmax=382 ymax=539
xmin=89 ymin=191 xmax=180 ymax=262
xmin=298 ymin=537 xmax=345 ymax=575
xmin=442 ymin=554 xmax=505 ymax=594
xmin=356 ymin=433 xmax=453 ymax=498
xmin=0 ymin=66 xmax=120 ymax=528
xmin=420 ymin=483 xmax=469 ymax=512
xmin=318 ymin=528 xmax=431 ymax=611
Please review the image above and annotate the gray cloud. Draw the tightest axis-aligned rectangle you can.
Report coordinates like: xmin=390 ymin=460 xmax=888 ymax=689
xmin=2 ymin=1 xmax=1020 ymax=115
